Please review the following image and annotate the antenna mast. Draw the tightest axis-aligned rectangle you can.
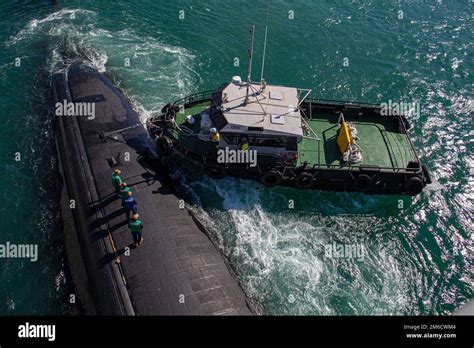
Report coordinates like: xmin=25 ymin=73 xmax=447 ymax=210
xmin=260 ymin=26 xmax=268 ymax=84
xmin=260 ymin=0 xmax=271 ymax=88
xmin=244 ymin=25 xmax=255 ymax=105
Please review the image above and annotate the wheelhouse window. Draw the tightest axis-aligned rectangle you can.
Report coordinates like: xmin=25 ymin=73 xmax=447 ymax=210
xmin=249 ymin=135 xmax=286 ymax=147
xmin=221 ymin=133 xmax=241 ymax=145
xmin=221 ymin=133 xmax=289 ymax=148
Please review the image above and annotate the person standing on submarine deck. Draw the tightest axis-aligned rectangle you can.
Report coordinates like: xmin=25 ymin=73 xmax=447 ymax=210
xmin=112 ymin=170 xmax=144 ymax=246
xmin=111 ymin=169 xmax=123 ymax=195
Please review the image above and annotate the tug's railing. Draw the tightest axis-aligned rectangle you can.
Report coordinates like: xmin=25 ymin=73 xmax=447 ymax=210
xmin=172 ymin=90 xmax=214 ymax=108
xmin=300 ymin=95 xmax=381 ymax=109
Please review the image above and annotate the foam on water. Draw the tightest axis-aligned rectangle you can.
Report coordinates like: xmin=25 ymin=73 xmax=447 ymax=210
xmin=170 ymin=168 xmax=413 ymax=315
xmin=6 ymin=9 xmax=96 ymax=46
xmin=7 ymin=8 xmax=198 ymax=122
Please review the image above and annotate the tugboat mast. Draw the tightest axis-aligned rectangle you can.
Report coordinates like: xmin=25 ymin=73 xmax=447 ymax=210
xmin=244 ymin=25 xmax=255 ymax=105
xmin=260 ymin=0 xmax=271 ymax=90
xmin=260 ymin=25 xmax=268 ymax=89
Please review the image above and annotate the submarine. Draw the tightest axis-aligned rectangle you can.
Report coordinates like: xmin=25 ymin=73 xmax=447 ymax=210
xmin=52 ymin=61 xmax=254 ymax=315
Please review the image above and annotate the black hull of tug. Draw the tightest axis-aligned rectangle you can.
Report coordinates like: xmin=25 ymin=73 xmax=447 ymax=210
xmin=157 ymin=138 xmax=431 ymax=196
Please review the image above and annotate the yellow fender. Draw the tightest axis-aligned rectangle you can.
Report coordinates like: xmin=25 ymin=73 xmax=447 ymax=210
xmin=337 ymin=121 xmax=352 ymax=154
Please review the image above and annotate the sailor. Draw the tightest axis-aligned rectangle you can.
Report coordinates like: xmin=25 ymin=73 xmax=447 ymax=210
xmin=119 ymin=182 xmax=131 ymax=199
xmin=128 ymin=213 xmax=144 ymax=247
xmin=240 ymin=136 xmax=250 ymax=151
xmin=122 ymin=191 xmax=138 ymax=220
xmin=111 ymin=169 xmax=123 ymax=195
xmin=209 ymin=127 xmax=220 ymax=142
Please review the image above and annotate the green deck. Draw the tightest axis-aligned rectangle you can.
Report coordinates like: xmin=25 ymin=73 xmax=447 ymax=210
xmin=177 ymin=101 xmax=210 ymax=126
xmin=174 ymin=101 xmax=212 ymax=154
xmin=175 ymin=101 xmax=415 ymax=169
xmin=299 ymin=115 xmax=415 ymax=168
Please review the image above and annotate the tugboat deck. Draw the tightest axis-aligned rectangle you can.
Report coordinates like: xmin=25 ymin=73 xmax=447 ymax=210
xmin=299 ymin=114 xmax=416 ymax=169
xmin=178 ymin=101 xmax=210 ymax=132
xmin=175 ymin=100 xmax=416 ymax=170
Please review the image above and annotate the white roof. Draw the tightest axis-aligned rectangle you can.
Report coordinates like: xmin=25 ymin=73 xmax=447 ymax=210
xmin=219 ymin=80 xmax=303 ymax=139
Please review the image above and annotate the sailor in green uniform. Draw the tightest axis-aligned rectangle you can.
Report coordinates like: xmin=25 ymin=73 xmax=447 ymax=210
xmin=111 ymin=169 xmax=123 ymax=195
xmin=128 ymin=213 xmax=144 ymax=247
xmin=119 ymin=182 xmax=131 ymax=199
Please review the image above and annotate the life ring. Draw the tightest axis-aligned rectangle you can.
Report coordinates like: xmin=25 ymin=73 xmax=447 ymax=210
xmin=156 ymin=136 xmax=173 ymax=156
xmin=405 ymin=177 xmax=423 ymax=196
xmin=260 ymin=170 xmax=282 ymax=187
xmin=281 ymin=152 xmax=298 ymax=165
xmin=205 ymin=164 xmax=227 ymax=180
xmin=294 ymin=172 xmax=314 ymax=189
xmin=352 ymin=174 xmax=371 ymax=191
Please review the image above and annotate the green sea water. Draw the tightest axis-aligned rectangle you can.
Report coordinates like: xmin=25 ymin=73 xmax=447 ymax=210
xmin=0 ymin=0 xmax=472 ymax=315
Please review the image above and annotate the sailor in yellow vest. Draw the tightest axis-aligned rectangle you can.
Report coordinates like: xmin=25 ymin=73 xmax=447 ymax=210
xmin=209 ymin=127 xmax=220 ymax=142
xmin=239 ymin=136 xmax=250 ymax=151
xmin=209 ymin=127 xmax=220 ymax=154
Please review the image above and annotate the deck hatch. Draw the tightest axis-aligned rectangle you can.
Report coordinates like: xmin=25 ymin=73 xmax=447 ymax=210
xmin=271 ymin=114 xmax=285 ymax=125
xmin=269 ymin=91 xmax=283 ymax=100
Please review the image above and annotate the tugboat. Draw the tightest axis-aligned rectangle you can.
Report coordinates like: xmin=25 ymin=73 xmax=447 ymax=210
xmin=146 ymin=27 xmax=431 ymax=196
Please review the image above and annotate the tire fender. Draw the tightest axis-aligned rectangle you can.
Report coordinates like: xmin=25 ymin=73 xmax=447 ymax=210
xmin=205 ymin=164 xmax=227 ymax=180
xmin=294 ymin=172 xmax=314 ymax=189
xmin=405 ymin=177 xmax=423 ymax=196
xmin=156 ymin=136 xmax=173 ymax=156
xmin=352 ymin=174 xmax=371 ymax=191
xmin=260 ymin=170 xmax=283 ymax=188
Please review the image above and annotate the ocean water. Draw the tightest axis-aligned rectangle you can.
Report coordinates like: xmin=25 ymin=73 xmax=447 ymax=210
xmin=0 ymin=0 xmax=471 ymax=315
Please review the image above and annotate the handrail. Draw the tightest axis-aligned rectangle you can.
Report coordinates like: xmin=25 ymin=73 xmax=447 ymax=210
xmin=397 ymin=114 xmax=421 ymax=163
xmin=301 ymin=97 xmax=381 ymax=108
xmin=176 ymin=85 xmax=387 ymax=108
xmin=172 ymin=90 xmax=215 ymax=107
xmin=295 ymin=152 xmax=418 ymax=172
xmin=171 ymin=88 xmax=383 ymax=110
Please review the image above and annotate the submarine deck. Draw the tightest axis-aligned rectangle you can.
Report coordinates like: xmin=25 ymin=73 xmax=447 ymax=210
xmin=57 ymin=63 xmax=252 ymax=315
